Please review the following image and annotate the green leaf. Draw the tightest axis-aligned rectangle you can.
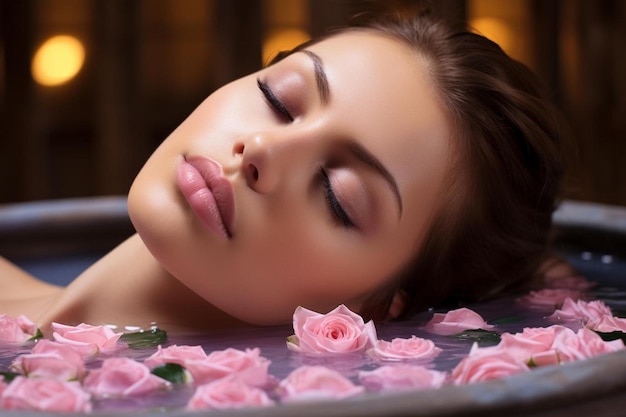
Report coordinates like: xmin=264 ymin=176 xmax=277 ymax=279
xmin=452 ymin=329 xmax=501 ymax=345
xmin=120 ymin=328 xmax=167 ymax=349
xmin=151 ymin=363 xmax=187 ymax=384
xmin=491 ymin=316 xmax=523 ymax=325
xmin=27 ymin=328 xmax=44 ymax=342
xmin=594 ymin=330 xmax=626 ymax=342
xmin=1 ymin=372 xmax=19 ymax=383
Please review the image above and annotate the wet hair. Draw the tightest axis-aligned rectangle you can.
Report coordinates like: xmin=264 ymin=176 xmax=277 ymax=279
xmin=271 ymin=8 xmax=566 ymax=321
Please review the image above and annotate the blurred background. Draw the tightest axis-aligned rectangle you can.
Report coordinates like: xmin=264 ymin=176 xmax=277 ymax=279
xmin=1 ymin=0 xmax=625 ymax=207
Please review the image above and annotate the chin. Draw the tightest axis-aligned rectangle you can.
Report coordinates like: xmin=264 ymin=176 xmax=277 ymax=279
xmin=127 ymin=174 xmax=152 ymax=239
xmin=128 ymin=170 xmax=180 ymax=260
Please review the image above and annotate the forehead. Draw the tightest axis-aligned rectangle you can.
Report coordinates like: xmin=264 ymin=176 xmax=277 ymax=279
xmin=306 ymin=32 xmax=452 ymax=229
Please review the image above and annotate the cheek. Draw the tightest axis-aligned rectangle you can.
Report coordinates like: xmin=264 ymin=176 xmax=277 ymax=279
xmin=159 ymin=78 xmax=265 ymax=152
xmin=206 ymin=234 xmax=402 ymax=324
xmin=161 ymin=219 xmax=413 ymax=327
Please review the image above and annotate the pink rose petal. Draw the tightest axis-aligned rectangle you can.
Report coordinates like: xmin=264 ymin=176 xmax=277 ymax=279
xmin=144 ymin=344 xmax=208 ymax=369
xmin=475 ymin=324 xmax=623 ymax=368
xmin=551 ymin=327 xmax=624 ymax=363
xmin=423 ymin=308 xmax=494 ymax=336
xmin=11 ymin=340 xmax=86 ymax=381
xmin=0 ymin=314 xmax=37 ymax=344
xmin=493 ymin=328 xmax=562 ymax=366
xmin=185 ymin=348 xmax=270 ymax=387
xmin=358 ymin=365 xmax=446 ymax=391
xmin=187 ymin=376 xmax=274 ymax=411
xmin=548 ymin=298 xmax=612 ymax=323
xmin=480 ymin=326 xmax=571 ymax=367
xmin=367 ymin=336 xmax=441 ymax=362
xmin=52 ymin=322 xmax=125 ymax=356
xmin=279 ymin=365 xmax=364 ymax=402
xmin=83 ymin=357 xmax=170 ymax=398
xmin=15 ymin=315 xmax=37 ymax=336
xmin=587 ymin=315 xmax=626 ymax=333
xmin=0 ymin=376 xmax=91 ymax=412
xmin=451 ymin=343 xmax=530 ymax=385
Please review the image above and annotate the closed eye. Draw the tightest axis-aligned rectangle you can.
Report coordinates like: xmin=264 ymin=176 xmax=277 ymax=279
xmin=257 ymin=78 xmax=294 ymax=122
xmin=320 ymin=167 xmax=355 ymax=229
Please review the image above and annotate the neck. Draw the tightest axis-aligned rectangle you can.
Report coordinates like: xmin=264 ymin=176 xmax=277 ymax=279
xmin=39 ymin=234 xmax=245 ymax=335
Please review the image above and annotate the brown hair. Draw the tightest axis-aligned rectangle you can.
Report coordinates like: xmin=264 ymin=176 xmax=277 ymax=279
xmin=355 ymin=9 xmax=566 ymax=320
xmin=271 ymin=8 xmax=566 ymax=321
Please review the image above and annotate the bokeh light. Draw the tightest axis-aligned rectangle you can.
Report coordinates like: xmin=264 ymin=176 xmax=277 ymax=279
xmin=32 ymin=35 xmax=85 ymax=86
xmin=262 ymin=28 xmax=310 ymax=64
xmin=469 ymin=17 xmax=514 ymax=55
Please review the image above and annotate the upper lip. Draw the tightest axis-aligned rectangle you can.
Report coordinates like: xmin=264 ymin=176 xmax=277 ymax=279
xmin=185 ymin=155 xmax=235 ymax=237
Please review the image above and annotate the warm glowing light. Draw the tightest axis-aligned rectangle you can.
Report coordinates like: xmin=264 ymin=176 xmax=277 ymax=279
xmin=263 ymin=28 xmax=310 ymax=64
xmin=470 ymin=17 xmax=513 ymax=54
xmin=32 ymin=35 xmax=85 ymax=86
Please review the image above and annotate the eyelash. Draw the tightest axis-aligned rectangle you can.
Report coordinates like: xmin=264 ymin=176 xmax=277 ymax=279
xmin=257 ymin=78 xmax=294 ymax=122
xmin=257 ymin=78 xmax=352 ymax=229
xmin=320 ymin=168 xmax=355 ymax=229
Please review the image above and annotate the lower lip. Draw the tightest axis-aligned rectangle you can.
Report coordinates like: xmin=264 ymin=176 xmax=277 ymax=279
xmin=176 ymin=157 xmax=233 ymax=240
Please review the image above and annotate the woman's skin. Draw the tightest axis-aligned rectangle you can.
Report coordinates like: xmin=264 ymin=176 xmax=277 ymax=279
xmin=1 ymin=32 xmax=452 ymax=333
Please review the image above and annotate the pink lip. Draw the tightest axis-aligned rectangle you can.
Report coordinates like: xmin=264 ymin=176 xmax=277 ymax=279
xmin=176 ymin=156 xmax=235 ymax=239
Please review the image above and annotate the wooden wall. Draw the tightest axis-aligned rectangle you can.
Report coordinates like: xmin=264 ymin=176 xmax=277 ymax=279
xmin=557 ymin=0 xmax=626 ymax=206
xmin=1 ymin=0 xmax=625 ymax=207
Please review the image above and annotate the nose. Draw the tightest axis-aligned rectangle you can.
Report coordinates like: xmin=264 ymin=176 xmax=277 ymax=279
xmin=233 ymin=132 xmax=310 ymax=194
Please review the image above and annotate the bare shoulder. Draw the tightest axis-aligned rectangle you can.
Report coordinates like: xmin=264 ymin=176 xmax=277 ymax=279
xmin=0 ymin=256 xmax=61 ymax=299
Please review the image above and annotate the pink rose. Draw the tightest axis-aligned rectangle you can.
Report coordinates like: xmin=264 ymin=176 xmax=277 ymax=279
xmin=516 ymin=288 xmax=581 ymax=308
xmin=367 ymin=336 xmax=441 ymax=362
xmin=16 ymin=315 xmax=37 ymax=335
xmin=186 ymin=376 xmax=274 ymax=411
xmin=548 ymin=298 xmax=612 ymax=323
xmin=479 ymin=326 xmax=574 ymax=367
xmin=185 ymin=348 xmax=270 ymax=387
xmin=279 ymin=365 xmax=364 ymax=402
xmin=515 ymin=326 xmax=564 ymax=346
xmin=423 ymin=308 xmax=494 ymax=336
xmin=551 ymin=327 xmax=623 ymax=363
xmin=144 ymin=344 xmax=208 ymax=369
xmin=587 ymin=315 xmax=626 ymax=333
xmin=11 ymin=340 xmax=86 ymax=381
xmin=52 ymin=322 xmax=125 ymax=356
xmin=0 ymin=314 xmax=37 ymax=343
xmin=83 ymin=357 xmax=171 ymax=398
xmin=0 ymin=376 xmax=91 ymax=412
xmin=451 ymin=343 xmax=530 ymax=385
xmin=491 ymin=329 xmax=561 ymax=366
xmin=358 ymin=365 xmax=446 ymax=391
xmin=488 ymin=325 xmax=623 ymax=366
xmin=287 ymin=305 xmax=377 ymax=353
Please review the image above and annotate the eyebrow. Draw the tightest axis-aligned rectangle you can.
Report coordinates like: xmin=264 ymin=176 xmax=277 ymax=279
xmin=345 ymin=140 xmax=404 ymax=218
xmin=301 ymin=50 xmax=330 ymax=104
xmin=299 ymin=49 xmax=402 ymax=218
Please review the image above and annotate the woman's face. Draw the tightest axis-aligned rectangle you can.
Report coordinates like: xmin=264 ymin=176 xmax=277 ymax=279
xmin=128 ymin=31 xmax=451 ymax=325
